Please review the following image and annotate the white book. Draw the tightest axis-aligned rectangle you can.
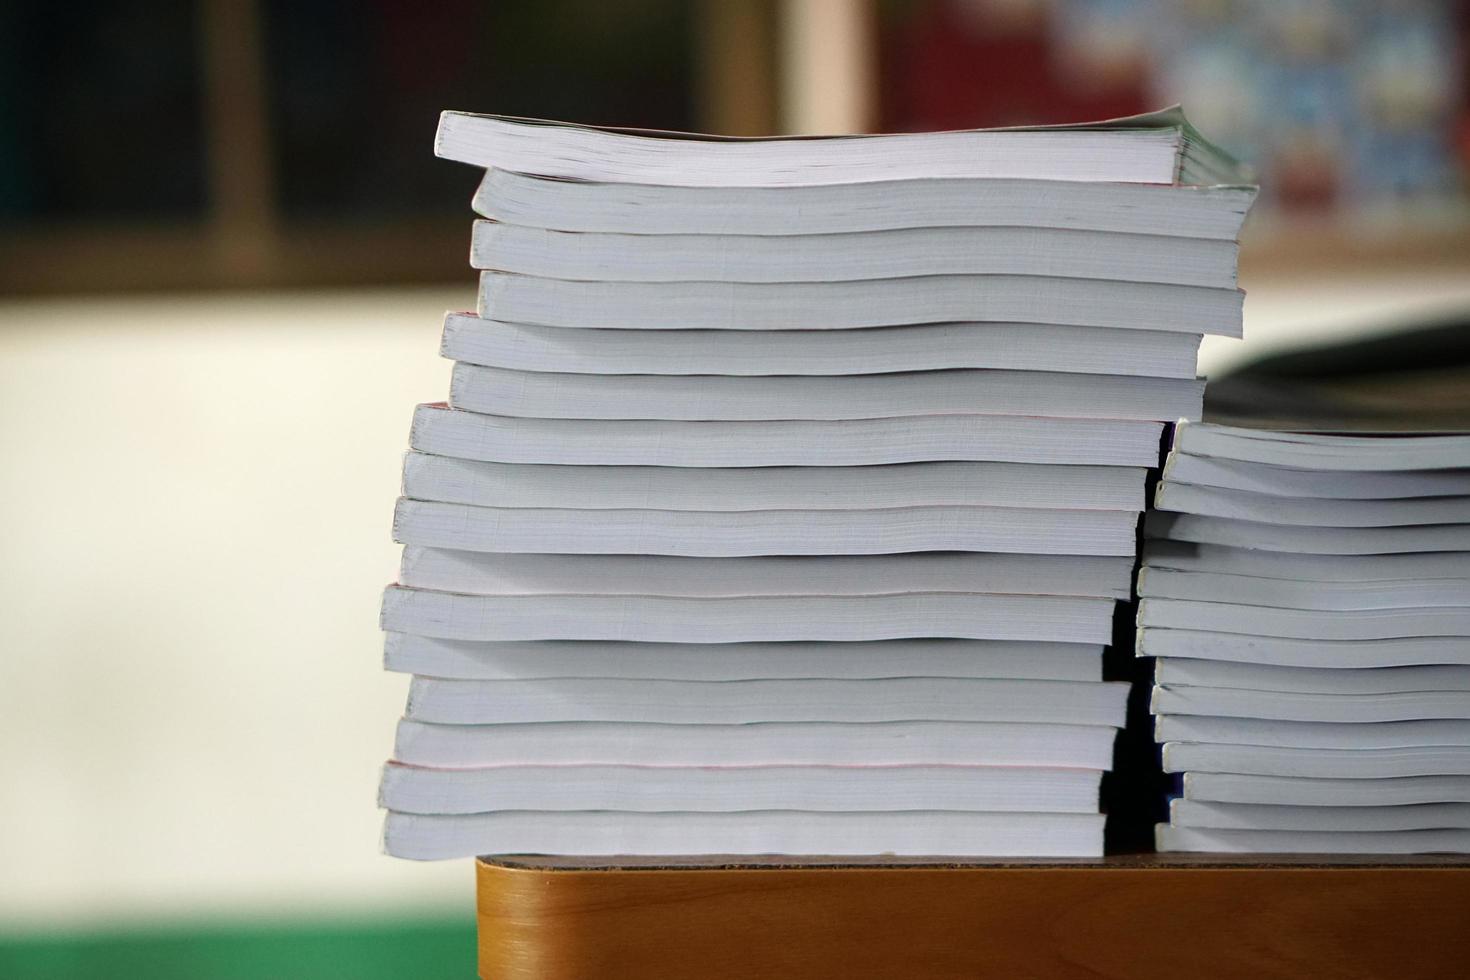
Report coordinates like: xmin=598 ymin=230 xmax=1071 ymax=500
xmin=435 ymin=107 xmax=1243 ymax=186
xmin=1183 ymin=772 xmax=1470 ymax=806
xmin=474 ymin=169 xmax=1256 ymax=238
xmin=1156 ymin=824 xmax=1470 ymax=854
xmin=1141 ymin=542 xmax=1470 ymax=581
xmin=393 ymin=498 xmax=1142 ymax=558
xmin=378 ymin=762 xmax=1102 ymax=815
xmin=403 ymin=676 xmax=1130 ymax=726
xmin=441 ymin=314 xmax=1203 ymax=379
xmin=1170 ymin=799 xmax=1470 ymax=831
xmin=410 ymin=404 xmax=1166 ymax=468
xmin=477 ymin=270 xmax=1243 ymax=336
xmin=1162 ymin=452 xmax=1470 ymax=499
xmin=396 ymin=549 xmax=1135 ymax=601
xmin=1151 ymin=685 xmax=1470 ymax=723
xmin=385 ymin=809 xmax=1106 ymax=860
xmin=383 ymin=635 xmax=1104 ymax=682
xmin=402 ymin=451 xmax=1148 ymax=513
xmin=1138 ymin=598 xmax=1470 ymax=640
xmin=1137 ymin=629 xmax=1470 ymax=668
xmin=1162 ymin=742 xmax=1470 ymax=778
xmin=381 ymin=585 xmax=1117 ymax=644
xmin=1155 ymin=715 xmax=1470 ymax=750
xmin=448 ymin=362 xmax=1205 ymax=423
xmin=1153 ymin=482 xmax=1470 ymax=527
xmin=1137 ymin=566 xmax=1470 ymax=610
xmin=1171 ymin=421 xmax=1470 ymax=472
xmin=392 ymin=719 xmax=1119 ymax=769
xmin=1144 ymin=511 xmax=1470 ymax=554
xmin=470 ymin=219 xmax=1239 ymax=288
xmin=1154 ymin=658 xmax=1470 ymax=695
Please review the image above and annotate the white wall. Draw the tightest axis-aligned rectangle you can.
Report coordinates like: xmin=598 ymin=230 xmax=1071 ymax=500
xmin=0 ymin=288 xmax=472 ymax=930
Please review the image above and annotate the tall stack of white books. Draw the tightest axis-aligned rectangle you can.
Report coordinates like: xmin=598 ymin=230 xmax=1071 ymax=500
xmin=379 ymin=109 xmax=1255 ymax=860
xmin=1142 ymin=421 xmax=1470 ymax=854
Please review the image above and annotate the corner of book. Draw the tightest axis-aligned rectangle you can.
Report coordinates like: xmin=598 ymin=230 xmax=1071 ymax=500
xmin=379 ymin=583 xmax=401 ymax=631
xmin=433 ymin=110 xmax=465 ymax=161
xmin=407 ymin=405 xmax=426 ymax=445
xmin=432 ymin=111 xmax=450 ymax=154
xmin=379 ymin=811 xmax=394 ymax=856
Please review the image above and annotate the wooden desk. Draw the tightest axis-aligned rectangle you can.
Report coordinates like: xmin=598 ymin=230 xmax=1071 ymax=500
xmin=476 ymin=854 xmax=1470 ymax=979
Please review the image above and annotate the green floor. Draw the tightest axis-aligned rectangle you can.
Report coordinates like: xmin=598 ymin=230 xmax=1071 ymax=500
xmin=0 ymin=917 xmax=476 ymax=979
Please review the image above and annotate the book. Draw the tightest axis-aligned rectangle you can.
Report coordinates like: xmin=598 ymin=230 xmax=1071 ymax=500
xmin=1144 ymin=511 xmax=1470 ymax=554
xmin=1183 ymin=772 xmax=1470 ymax=806
xmin=378 ymin=762 xmax=1103 ymax=815
xmin=1153 ymin=482 xmax=1470 ymax=527
xmin=1162 ymin=742 xmax=1470 ymax=778
xmin=381 ymin=585 xmax=1118 ymax=644
xmin=477 ymin=270 xmax=1243 ymax=335
xmin=385 ymin=635 xmax=1105 ymax=682
xmin=1138 ymin=599 xmax=1470 ymax=639
xmin=1142 ymin=541 xmax=1470 ymax=581
xmin=385 ymin=810 xmax=1107 ymax=861
xmin=474 ymin=169 xmax=1257 ymax=237
xmin=410 ymin=404 xmax=1166 ymax=467
xmin=448 ymin=362 xmax=1205 ymax=422
xmin=1155 ymin=715 xmax=1470 ymax=749
xmin=1169 ymin=421 xmax=1470 ymax=471
xmin=1154 ymin=657 xmax=1470 ymax=694
xmin=396 ymin=549 xmax=1135 ymax=600
xmin=1151 ymin=685 xmax=1470 ymax=723
xmin=403 ymin=676 xmax=1130 ymax=726
xmin=401 ymin=452 xmax=1148 ymax=512
xmin=1169 ymin=799 xmax=1470 ymax=831
xmin=1155 ymin=825 xmax=1470 ymax=854
xmin=1161 ymin=452 xmax=1470 ymax=499
xmin=1137 ymin=566 xmax=1470 ymax=610
xmin=435 ymin=107 xmax=1246 ymax=186
xmin=391 ymin=719 xmax=1119 ymax=769
xmin=392 ymin=499 xmax=1144 ymax=557
xmin=441 ymin=314 xmax=1204 ymax=378
xmin=469 ymin=219 xmax=1239 ymax=288
xmin=1138 ymin=630 xmax=1470 ymax=668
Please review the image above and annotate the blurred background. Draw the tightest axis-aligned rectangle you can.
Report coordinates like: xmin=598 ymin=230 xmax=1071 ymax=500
xmin=2 ymin=1 xmax=1468 ymax=976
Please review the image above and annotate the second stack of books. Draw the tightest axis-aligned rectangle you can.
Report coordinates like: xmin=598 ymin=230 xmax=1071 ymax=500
xmin=379 ymin=110 xmax=1255 ymax=859
xmin=1142 ymin=421 xmax=1470 ymax=853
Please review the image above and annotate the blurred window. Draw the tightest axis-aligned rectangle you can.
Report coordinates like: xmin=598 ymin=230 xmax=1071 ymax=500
xmin=0 ymin=0 xmax=696 ymax=291
xmin=0 ymin=1 xmax=208 ymax=225
xmin=262 ymin=0 xmax=697 ymax=221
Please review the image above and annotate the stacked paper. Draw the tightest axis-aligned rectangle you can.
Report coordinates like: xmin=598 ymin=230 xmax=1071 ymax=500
xmin=1143 ymin=422 xmax=1470 ymax=854
xmin=378 ymin=109 xmax=1256 ymax=860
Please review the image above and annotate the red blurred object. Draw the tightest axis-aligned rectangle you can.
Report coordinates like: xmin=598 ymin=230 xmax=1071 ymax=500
xmin=880 ymin=0 xmax=1149 ymax=132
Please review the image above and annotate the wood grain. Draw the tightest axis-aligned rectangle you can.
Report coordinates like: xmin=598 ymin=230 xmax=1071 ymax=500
xmin=477 ymin=855 xmax=1470 ymax=979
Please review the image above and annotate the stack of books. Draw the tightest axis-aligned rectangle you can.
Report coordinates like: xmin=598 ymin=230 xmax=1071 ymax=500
xmin=378 ymin=109 xmax=1255 ymax=860
xmin=1142 ymin=421 xmax=1470 ymax=853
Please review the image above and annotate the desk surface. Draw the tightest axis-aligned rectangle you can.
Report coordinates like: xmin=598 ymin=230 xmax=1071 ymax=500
xmin=476 ymin=854 xmax=1470 ymax=979
xmin=486 ymin=851 xmax=1470 ymax=869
